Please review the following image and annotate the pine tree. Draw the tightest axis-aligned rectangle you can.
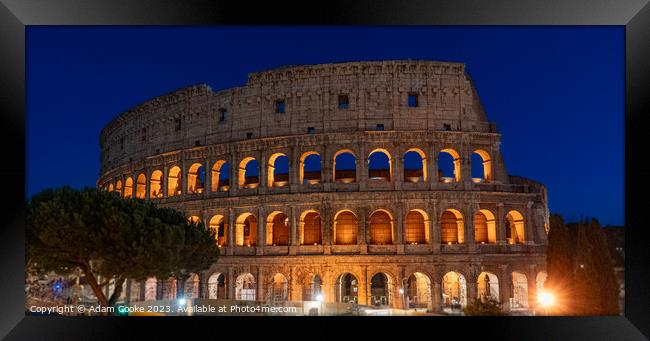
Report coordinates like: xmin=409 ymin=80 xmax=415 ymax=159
xmin=546 ymin=214 xmax=575 ymax=315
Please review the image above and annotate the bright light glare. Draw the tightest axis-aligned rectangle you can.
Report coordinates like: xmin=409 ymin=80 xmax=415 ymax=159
xmin=316 ymin=294 xmax=323 ymax=302
xmin=538 ymin=291 xmax=555 ymax=307
xmin=399 ymin=289 xmax=404 ymax=294
xmin=178 ymin=298 xmax=187 ymax=305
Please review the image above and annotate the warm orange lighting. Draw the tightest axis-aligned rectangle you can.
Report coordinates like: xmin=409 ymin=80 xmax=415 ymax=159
xmin=447 ymin=241 xmax=452 ymax=245
xmin=538 ymin=291 xmax=555 ymax=307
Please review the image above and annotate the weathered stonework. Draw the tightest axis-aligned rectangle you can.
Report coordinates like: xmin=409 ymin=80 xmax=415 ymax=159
xmin=99 ymin=60 xmax=549 ymax=314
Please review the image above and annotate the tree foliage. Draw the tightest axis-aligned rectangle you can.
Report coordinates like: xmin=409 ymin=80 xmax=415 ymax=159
xmin=463 ymin=297 xmax=504 ymax=316
xmin=26 ymin=187 xmax=219 ymax=309
xmin=546 ymin=214 xmax=619 ymax=315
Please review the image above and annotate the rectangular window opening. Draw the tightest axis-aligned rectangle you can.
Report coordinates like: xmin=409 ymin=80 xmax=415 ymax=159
xmin=275 ymin=100 xmax=286 ymax=113
xmin=307 ymin=127 xmax=315 ymax=134
xmin=376 ymin=124 xmax=385 ymax=131
xmin=408 ymin=93 xmax=419 ymax=107
xmin=338 ymin=94 xmax=349 ymax=109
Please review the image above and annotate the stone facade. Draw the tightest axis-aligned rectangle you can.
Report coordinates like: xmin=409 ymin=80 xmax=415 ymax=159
xmin=98 ymin=60 xmax=549 ymax=314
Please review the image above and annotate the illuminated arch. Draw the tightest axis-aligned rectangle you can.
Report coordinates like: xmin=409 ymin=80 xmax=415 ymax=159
xmin=406 ymin=272 xmax=432 ymax=310
xmin=442 ymin=271 xmax=467 ymax=312
xmin=115 ymin=179 xmax=123 ymax=196
xmin=474 ymin=209 xmax=497 ymax=244
xmin=506 ymin=210 xmax=526 ymax=244
xmin=235 ymin=273 xmax=256 ymax=301
xmin=369 ymin=272 xmax=391 ymax=306
xmin=512 ymin=271 xmax=529 ymax=309
xmin=211 ymin=160 xmax=230 ymax=192
xmin=187 ymin=163 xmax=205 ymax=194
xmin=135 ymin=173 xmax=146 ymax=199
xmin=207 ymin=272 xmax=226 ymax=299
xmin=300 ymin=210 xmax=322 ymax=245
xmin=238 ymin=157 xmax=259 ymax=189
xmin=405 ymin=209 xmax=430 ymax=244
xmin=333 ymin=210 xmax=358 ymax=245
xmin=150 ymin=170 xmax=163 ymax=198
xmin=184 ymin=273 xmax=200 ymax=299
xmin=333 ymin=149 xmax=356 ymax=183
xmin=477 ymin=272 xmax=500 ymax=302
xmin=404 ymin=148 xmax=427 ymax=182
xmin=208 ymin=215 xmax=227 ymax=247
xmin=144 ymin=278 xmax=157 ymax=301
xmin=107 ymin=182 xmax=114 ymax=192
xmin=270 ymin=273 xmax=289 ymax=302
xmin=123 ymin=177 xmax=133 ymax=198
xmin=438 ymin=148 xmax=461 ymax=182
xmin=300 ymin=151 xmax=321 ymax=185
xmin=235 ymin=213 xmax=257 ymax=246
xmin=440 ymin=209 xmax=465 ymax=244
xmin=335 ymin=272 xmax=359 ymax=303
xmin=472 ymin=149 xmax=492 ymax=182
xmin=302 ymin=274 xmax=323 ymax=301
xmin=368 ymin=209 xmax=394 ymax=245
xmin=266 ymin=211 xmax=289 ymax=246
xmin=167 ymin=166 xmax=182 ymax=196
xmin=267 ymin=153 xmax=289 ymax=188
xmin=188 ymin=215 xmax=201 ymax=224
xmin=368 ymin=148 xmax=392 ymax=182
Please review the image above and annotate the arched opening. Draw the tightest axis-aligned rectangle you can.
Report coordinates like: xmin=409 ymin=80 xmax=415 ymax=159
xmin=207 ymin=273 xmax=226 ymax=299
xmin=187 ymin=163 xmax=205 ymax=194
xmin=405 ymin=210 xmax=429 ymax=244
xmin=300 ymin=211 xmax=322 ymax=245
xmin=477 ymin=272 xmax=500 ymax=302
xmin=150 ymin=170 xmax=163 ymax=198
xmin=266 ymin=211 xmax=289 ymax=246
xmin=269 ymin=273 xmax=288 ymax=302
xmin=474 ymin=209 xmax=497 ymax=244
xmin=135 ymin=173 xmax=146 ymax=199
xmin=238 ymin=157 xmax=259 ymax=189
xmin=472 ymin=149 xmax=492 ymax=183
xmin=370 ymin=273 xmax=390 ymax=306
xmin=334 ymin=210 xmax=358 ymax=245
xmin=115 ymin=179 xmax=123 ymax=197
xmin=442 ymin=271 xmax=467 ymax=313
xmin=144 ymin=278 xmax=157 ymax=301
xmin=300 ymin=152 xmax=321 ymax=185
xmin=163 ymin=278 xmax=177 ymax=300
xmin=123 ymin=177 xmax=133 ymax=198
xmin=536 ymin=271 xmax=548 ymax=303
xmin=211 ymin=160 xmax=230 ymax=192
xmin=438 ymin=148 xmax=461 ymax=182
xmin=302 ymin=274 xmax=322 ymax=301
xmin=440 ymin=209 xmax=465 ymax=244
xmin=267 ymin=153 xmax=289 ymax=187
xmin=368 ymin=149 xmax=391 ymax=181
xmin=107 ymin=182 xmax=114 ymax=192
xmin=404 ymin=148 xmax=427 ymax=183
xmin=235 ymin=213 xmax=257 ymax=246
xmin=506 ymin=210 xmax=525 ymax=244
xmin=512 ymin=272 xmax=529 ymax=310
xmin=406 ymin=272 xmax=432 ymax=310
xmin=209 ymin=215 xmax=227 ymax=247
xmin=235 ymin=273 xmax=256 ymax=301
xmin=167 ymin=166 xmax=182 ymax=196
xmin=188 ymin=215 xmax=201 ymax=224
xmin=333 ymin=150 xmax=356 ymax=183
xmin=336 ymin=273 xmax=358 ymax=303
xmin=184 ymin=273 xmax=199 ymax=299
xmin=369 ymin=210 xmax=393 ymax=245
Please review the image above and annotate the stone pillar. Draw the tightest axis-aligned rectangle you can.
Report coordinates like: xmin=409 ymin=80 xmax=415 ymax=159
xmin=162 ymin=164 xmax=168 ymax=198
xmin=429 ymin=143 xmax=438 ymax=189
xmin=395 ymin=205 xmax=404 ymax=246
xmin=323 ymin=147 xmax=333 ymax=191
xmin=230 ymin=152 xmax=238 ymax=195
xmin=525 ymin=201 xmax=534 ymax=244
xmin=461 ymin=145 xmax=472 ymax=184
xmin=145 ymin=168 xmax=151 ymax=200
xmin=358 ymin=207 xmax=367 ymax=254
xmin=257 ymin=207 xmax=265 ymax=255
xmin=357 ymin=143 xmax=366 ymax=190
xmin=394 ymin=153 xmax=403 ymax=190
xmin=499 ymin=266 xmax=512 ymax=311
xmin=432 ymin=269 xmax=443 ymax=313
xmin=181 ymin=159 xmax=188 ymax=199
xmin=259 ymin=150 xmax=268 ymax=192
xmin=227 ymin=267 xmax=235 ymax=300
xmin=139 ymin=280 xmax=146 ymax=301
xmin=290 ymin=147 xmax=299 ymax=192
xmin=496 ymin=203 xmax=506 ymax=244
xmin=227 ymin=208 xmax=235 ymax=255
xmin=359 ymin=265 xmax=368 ymax=306
xmin=431 ymin=205 xmax=441 ymax=253
xmin=256 ymin=267 xmax=264 ymax=302
xmin=290 ymin=205 xmax=299 ymax=247
xmin=466 ymin=203 xmax=477 ymax=251
xmin=204 ymin=158 xmax=212 ymax=196
xmin=527 ymin=265 xmax=538 ymax=312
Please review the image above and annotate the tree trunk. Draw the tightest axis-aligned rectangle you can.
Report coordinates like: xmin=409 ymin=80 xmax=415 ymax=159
xmin=108 ymin=277 xmax=126 ymax=307
xmin=80 ymin=261 xmax=109 ymax=310
xmin=176 ymin=276 xmax=186 ymax=299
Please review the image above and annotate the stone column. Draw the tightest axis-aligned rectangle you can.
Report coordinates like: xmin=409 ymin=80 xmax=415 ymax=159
xmin=358 ymin=207 xmax=367 ymax=254
xmin=395 ymin=205 xmax=405 ymax=254
xmin=162 ymin=164 xmax=169 ymax=198
xmin=525 ymin=201 xmax=534 ymax=244
xmin=360 ymin=265 xmax=368 ymax=306
xmin=227 ymin=208 xmax=235 ymax=255
xmin=181 ymin=158 xmax=188 ymax=199
xmin=229 ymin=152 xmax=238 ymax=195
xmin=461 ymin=144 xmax=472 ymax=184
xmin=394 ymin=153 xmax=403 ymax=190
xmin=357 ymin=143 xmax=366 ymax=190
xmin=145 ymin=167 xmax=151 ymax=200
xmin=204 ymin=158 xmax=212 ymax=196
xmin=430 ymin=205 xmax=441 ymax=253
xmin=499 ymin=265 xmax=512 ymax=311
xmin=432 ymin=269 xmax=443 ymax=313
xmin=466 ymin=203 xmax=477 ymax=251
xmin=256 ymin=267 xmax=264 ymax=302
xmin=139 ymin=280 xmax=146 ymax=301
xmin=257 ymin=207 xmax=265 ymax=255
xmin=496 ymin=203 xmax=506 ymax=244
xmin=227 ymin=267 xmax=235 ymax=300
xmin=290 ymin=205 xmax=299 ymax=246
xmin=323 ymin=147 xmax=332 ymax=191
xmin=290 ymin=146 xmax=299 ymax=192
xmin=429 ymin=143 xmax=438 ymax=190
xmin=259 ymin=150 xmax=268 ymax=193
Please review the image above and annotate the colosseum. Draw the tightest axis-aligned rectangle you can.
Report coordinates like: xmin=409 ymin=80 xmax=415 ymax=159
xmin=98 ymin=60 xmax=549 ymax=315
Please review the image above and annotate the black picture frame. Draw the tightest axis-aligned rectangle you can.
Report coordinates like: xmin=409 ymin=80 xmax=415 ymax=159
xmin=1 ymin=1 xmax=648 ymax=339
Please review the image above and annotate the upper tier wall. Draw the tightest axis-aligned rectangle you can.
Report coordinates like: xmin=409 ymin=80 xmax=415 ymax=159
xmin=99 ymin=60 xmax=494 ymax=172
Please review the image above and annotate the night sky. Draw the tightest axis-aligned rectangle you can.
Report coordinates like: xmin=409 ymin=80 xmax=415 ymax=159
xmin=26 ymin=26 xmax=624 ymax=226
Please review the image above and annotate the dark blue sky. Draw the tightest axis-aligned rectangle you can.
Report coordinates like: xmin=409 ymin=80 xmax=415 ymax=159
xmin=26 ymin=26 xmax=624 ymax=225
